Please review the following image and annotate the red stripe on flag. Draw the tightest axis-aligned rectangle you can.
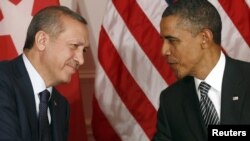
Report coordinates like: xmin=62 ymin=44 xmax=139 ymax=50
xmin=219 ymin=0 xmax=250 ymax=47
xmin=0 ymin=35 xmax=18 ymax=61
xmin=92 ymin=96 xmax=122 ymax=141
xmin=98 ymin=27 xmax=157 ymax=139
xmin=112 ymin=0 xmax=176 ymax=85
xmin=32 ymin=0 xmax=59 ymax=15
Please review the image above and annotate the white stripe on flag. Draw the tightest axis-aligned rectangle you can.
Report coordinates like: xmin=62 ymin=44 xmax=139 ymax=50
xmin=95 ymin=64 xmax=149 ymax=141
xmin=136 ymin=0 xmax=167 ymax=32
xmin=209 ymin=0 xmax=250 ymax=62
xmin=102 ymin=1 xmax=167 ymax=109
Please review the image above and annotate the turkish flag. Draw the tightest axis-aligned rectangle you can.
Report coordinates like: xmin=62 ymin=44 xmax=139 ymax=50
xmin=0 ymin=1 xmax=88 ymax=141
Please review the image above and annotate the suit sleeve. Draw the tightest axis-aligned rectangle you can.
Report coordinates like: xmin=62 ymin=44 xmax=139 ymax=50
xmin=152 ymin=91 xmax=172 ymax=141
xmin=0 ymin=71 xmax=22 ymax=140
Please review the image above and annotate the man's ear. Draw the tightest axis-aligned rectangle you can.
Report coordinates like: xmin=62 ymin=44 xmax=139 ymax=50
xmin=35 ymin=31 xmax=49 ymax=51
xmin=200 ymin=28 xmax=213 ymax=49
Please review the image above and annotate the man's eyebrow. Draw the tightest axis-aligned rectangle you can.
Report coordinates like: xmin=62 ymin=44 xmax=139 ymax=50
xmin=163 ymin=35 xmax=177 ymax=39
xmin=162 ymin=35 xmax=179 ymax=41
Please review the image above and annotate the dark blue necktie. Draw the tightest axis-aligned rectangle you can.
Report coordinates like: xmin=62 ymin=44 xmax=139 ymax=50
xmin=199 ymin=81 xmax=220 ymax=127
xmin=39 ymin=89 xmax=52 ymax=141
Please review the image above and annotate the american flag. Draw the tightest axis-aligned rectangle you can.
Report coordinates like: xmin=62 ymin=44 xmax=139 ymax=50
xmin=92 ymin=0 xmax=250 ymax=141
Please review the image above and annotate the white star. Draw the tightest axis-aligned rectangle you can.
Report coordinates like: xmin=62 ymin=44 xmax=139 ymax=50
xmin=0 ymin=0 xmax=34 ymax=55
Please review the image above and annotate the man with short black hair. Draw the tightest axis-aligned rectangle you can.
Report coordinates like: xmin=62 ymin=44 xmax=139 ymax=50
xmin=153 ymin=0 xmax=250 ymax=141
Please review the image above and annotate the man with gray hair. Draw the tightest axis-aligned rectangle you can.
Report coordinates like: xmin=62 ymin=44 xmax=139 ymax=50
xmin=0 ymin=6 xmax=89 ymax=141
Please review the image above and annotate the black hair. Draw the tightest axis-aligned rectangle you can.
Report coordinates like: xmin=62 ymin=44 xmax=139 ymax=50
xmin=162 ymin=0 xmax=222 ymax=45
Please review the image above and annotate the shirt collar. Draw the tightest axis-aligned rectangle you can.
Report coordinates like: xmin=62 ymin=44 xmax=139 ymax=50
xmin=195 ymin=52 xmax=226 ymax=92
xmin=22 ymin=54 xmax=52 ymax=95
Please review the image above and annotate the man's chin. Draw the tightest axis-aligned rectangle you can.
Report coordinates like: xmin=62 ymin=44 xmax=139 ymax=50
xmin=173 ymin=71 xmax=185 ymax=80
xmin=61 ymin=75 xmax=72 ymax=84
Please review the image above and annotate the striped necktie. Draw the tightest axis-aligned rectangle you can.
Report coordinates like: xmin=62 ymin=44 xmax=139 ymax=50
xmin=199 ymin=81 xmax=220 ymax=127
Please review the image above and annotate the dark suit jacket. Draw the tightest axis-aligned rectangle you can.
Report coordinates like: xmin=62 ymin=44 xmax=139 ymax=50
xmin=0 ymin=55 xmax=70 ymax=141
xmin=153 ymin=56 xmax=250 ymax=141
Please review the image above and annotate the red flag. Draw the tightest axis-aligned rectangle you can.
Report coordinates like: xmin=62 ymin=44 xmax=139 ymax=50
xmin=0 ymin=1 xmax=88 ymax=141
xmin=92 ymin=0 xmax=250 ymax=141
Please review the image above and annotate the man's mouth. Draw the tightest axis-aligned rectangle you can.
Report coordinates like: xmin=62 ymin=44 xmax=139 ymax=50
xmin=67 ymin=61 xmax=80 ymax=71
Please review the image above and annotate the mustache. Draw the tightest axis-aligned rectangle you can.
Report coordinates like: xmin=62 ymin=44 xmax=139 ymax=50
xmin=67 ymin=60 xmax=80 ymax=70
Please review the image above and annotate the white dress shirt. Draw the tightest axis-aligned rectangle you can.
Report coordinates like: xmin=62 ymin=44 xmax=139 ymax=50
xmin=23 ymin=54 xmax=52 ymax=123
xmin=194 ymin=52 xmax=226 ymax=120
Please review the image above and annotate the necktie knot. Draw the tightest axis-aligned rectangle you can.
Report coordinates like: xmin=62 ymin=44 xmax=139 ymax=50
xmin=39 ymin=89 xmax=50 ymax=103
xmin=199 ymin=81 xmax=211 ymax=95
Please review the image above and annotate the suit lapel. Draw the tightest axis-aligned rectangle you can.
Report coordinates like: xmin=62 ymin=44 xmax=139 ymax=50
xmin=221 ymin=57 xmax=245 ymax=124
xmin=14 ymin=55 xmax=39 ymax=140
xmin=182 ymin=77 xmax=207 ymax=141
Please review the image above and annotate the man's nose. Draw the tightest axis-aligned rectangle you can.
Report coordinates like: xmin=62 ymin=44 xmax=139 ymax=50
xmin=161 ymin=40 xmax=171 ymax=56
xmin=75 ymin=50 xmax=84 ymax=66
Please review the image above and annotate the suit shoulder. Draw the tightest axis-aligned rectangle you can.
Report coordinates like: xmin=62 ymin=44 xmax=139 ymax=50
xmin=0 ymin=56 xmax=22 ymax=77
xmin=0 ymin=60 xmax=15 ymax=83
xmin=0 ymin=60 xmax=12 ymax=73
xmin=228 ymin=57 xmax=250 ymax=78
xmin=227 ymin=57 xmax=250 ymax=68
